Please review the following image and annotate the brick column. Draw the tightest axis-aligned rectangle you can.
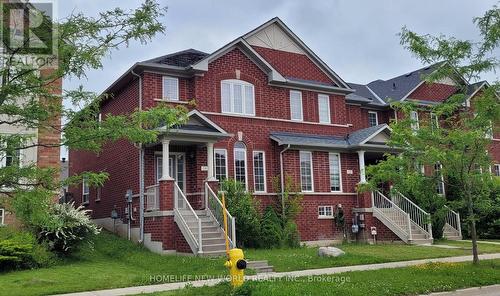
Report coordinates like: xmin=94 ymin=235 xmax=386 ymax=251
xmin=159 ymin=179 xmax=174 ymax=210
xmin=357 ymin=190 xmax=373 ymax=208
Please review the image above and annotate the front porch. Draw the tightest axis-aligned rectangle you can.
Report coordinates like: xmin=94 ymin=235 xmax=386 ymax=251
xmin=140 ymin=110 xmax=234 ymax=255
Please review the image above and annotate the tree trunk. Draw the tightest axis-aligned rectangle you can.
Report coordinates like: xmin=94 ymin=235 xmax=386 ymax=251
xmin=470 ymin=219 xmax=479 ymax=265
xmin=466 ymin=192 xmax=479 ymax=264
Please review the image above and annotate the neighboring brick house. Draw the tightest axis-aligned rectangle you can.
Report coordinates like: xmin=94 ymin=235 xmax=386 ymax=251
xmin=69 ymin=18 xmax=498 ymax=255
xmin=0 ymin=72 xmax=62 ymax=227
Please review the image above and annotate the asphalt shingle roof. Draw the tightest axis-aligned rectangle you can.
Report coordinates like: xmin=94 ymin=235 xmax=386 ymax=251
xmin=143 ymin=49 xmax=209 ymax=67
xmin=366 ymin=62 xmax=443 ymax=103
xmin=270 ymin=124 xmax=390 ymax=148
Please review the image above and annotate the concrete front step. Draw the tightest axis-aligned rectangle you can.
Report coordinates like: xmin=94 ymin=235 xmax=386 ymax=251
xmin=443 ymin=235 xmax=462 ymax=240
xmin=202 ymin=237 xmax=226 ymax=245
xmin=247 ymin=260 xmax=274 ymax=273
xmin=203 ymin=243 xmax=226 ymax=252
xmin=201 ymin=250 xmax=227 ymax=257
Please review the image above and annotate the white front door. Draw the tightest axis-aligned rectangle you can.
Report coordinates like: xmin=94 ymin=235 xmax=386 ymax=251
xmin=156 ymin=153 xmax=185 ymax=192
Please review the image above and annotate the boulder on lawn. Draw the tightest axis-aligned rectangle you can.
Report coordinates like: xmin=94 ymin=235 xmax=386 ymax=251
xmin=318 ymin=246 xmax=345 ymax=257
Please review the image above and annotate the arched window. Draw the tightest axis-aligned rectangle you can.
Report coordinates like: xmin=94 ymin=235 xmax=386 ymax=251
xmin=221 ymin=79 xmax=255 ymax=116
xmin=234 ymin=142 xmax=247 ymax=189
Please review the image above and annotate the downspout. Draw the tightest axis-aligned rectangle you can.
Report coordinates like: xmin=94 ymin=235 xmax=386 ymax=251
xmin=279 ymin=144 xmax=291 ymax=219
xmin=131 ymin=69 xmax=145 ymax=244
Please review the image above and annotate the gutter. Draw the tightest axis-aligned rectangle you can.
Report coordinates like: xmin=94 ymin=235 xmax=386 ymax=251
xmin=279 ymin=144 xmax=291 ymax=219
xmin=131 ymin=69 xmax=145 ymax=244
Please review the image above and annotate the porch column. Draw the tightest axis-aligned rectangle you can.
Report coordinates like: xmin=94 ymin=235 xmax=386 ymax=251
xmin=206 ymin=142 xmax=216 ymax=181
xmin=358 ymin=150 xmax=366 ymax=183
xmin=160 ymin=138 xmax=173 ymax=180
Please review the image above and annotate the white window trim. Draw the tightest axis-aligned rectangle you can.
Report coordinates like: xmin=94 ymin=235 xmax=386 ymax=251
xmin=162 ymin=76 xmax=179 ymax=101
xmin=155 ymin=152 xmax=186 ymax=192
xmin=430 ymin=112 xmax=439 ymax=129
xmin=253 ymin=151 xmax=267 ymax=193
xmin=300 ymin=151 xmax=314 ymax=192
xmin=82 ymin=177 xmax=90 ymax=204
xmin=435 ymin=163 xmax=445 ymax=196
xmin=318 ymin=205 xmax=334 ymax=219
xmin=221 ymin=79 xmax=255 ymax=116
xmin=214 ymin=148 xmax=228 ymax=181
xmin=318 ymin=94 xmax=331 ymax=124
xmin=410 ymin=111 xmax=420 ymax=130
xmin=95 ymin=186 xmax=101 ymax=202
xmin=329 ymin=152 xmax=343 ymax=192
xmin=234 ymin=146 xmax=248 ymax=191
xmin=494 ymin=164 xmax=500 ymax=177
xmin=0 ymin=208 xmax=4 ymax=225
xmin=290 ymin=90 xmax=303 ymax=121
xmin=368 ymin=111 xmax=378 ymax=127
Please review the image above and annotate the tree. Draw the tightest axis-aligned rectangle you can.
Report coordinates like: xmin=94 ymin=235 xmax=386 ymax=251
xmin=365 ymin=6 xmax=500 ymax=264
xmin=0 ymin=1 xmax=188 ymax=227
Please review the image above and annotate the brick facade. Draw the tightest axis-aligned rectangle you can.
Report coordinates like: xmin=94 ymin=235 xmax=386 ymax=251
xmin=69 ymin=20 xmax=495 ymax=252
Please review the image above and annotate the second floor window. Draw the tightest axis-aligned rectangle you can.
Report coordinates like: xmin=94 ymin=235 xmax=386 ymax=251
xmin=494 ymin=164 xmax=500 ymax=177
xmin=368 ymin=111 xmax=378 ymax=127
xmin=221 ymin=80 xmax=255 ymax=116
xmin=318 ymin=94 xmax=330 ymax=123
xmin=300 ymin=151 xmax=313 ymax=192
xmin=1 ymin=140 xmax=21 ymax=168
xmin=290 ymin=90 xmax=303 ymax=121
xmin=162 ymin=76 xmax=179 ymax=101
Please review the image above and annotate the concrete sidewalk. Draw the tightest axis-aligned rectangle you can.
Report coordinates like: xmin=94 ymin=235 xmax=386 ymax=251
xmin=421 ymin=284 xmax=500 ymax=296
xmin=53 ymin=253 xmax=500 ymax=296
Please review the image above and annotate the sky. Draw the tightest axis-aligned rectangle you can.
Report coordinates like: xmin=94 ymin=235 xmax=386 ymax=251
xmin=58 ymin=0 xmax=499 ymax=158
xmin=59 ymin=0 xmax=499 ymax=95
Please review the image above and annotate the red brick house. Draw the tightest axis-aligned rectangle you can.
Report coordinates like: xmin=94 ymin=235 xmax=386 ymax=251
xmin=69 ymin=18 xmax=499 ymax=255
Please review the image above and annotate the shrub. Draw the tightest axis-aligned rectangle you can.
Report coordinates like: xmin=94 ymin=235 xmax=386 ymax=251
xmin=0 ymin=227 xmax=54 ymax=271
xmin=220 ymin=180 xmax=261 ymax=248
xmin=38 ymin=202 xmax=101 ymax=254
xmin=283 ymin=221 xmax=301 ymax=248
xmin=259 ymin=206 xmax=283 ymax=248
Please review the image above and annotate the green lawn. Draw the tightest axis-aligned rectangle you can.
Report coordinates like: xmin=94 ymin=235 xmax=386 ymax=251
xmin=244 ymin=243 xmax=477 ymax=272
xmin=153 ymin=259 xmax=500 ymax=296
xmin=0 ymin=232 xmax=228 ymax=296
xmin=1 ymin=232 xmax=499 ymax=296
xmin=434 ymin=240 xmax=500 ymax=253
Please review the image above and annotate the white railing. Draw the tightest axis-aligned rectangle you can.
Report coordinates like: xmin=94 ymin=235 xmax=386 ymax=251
xmin=444 ymin=205 xmax=462 ymax=237
xmin=145 ymin=184 xmax=159 ymax=211
xmin=204 ymin=182 xmax=236 ymax=248
xmin=174 ymin=182 xmax=203 ymax=254
xmin=372 ymin=190 xmax=412 ymax=241
xmin=390 ymin=191 xmax=433 ymax=239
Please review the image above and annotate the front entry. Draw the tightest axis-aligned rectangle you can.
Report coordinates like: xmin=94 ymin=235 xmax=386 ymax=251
xmin=156 ymin=153 xmax=185 ymax=192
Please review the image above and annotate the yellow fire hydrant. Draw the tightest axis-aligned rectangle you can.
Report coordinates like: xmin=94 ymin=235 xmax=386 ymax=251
xmin=224 ymin=248 xmax=247 ymax=288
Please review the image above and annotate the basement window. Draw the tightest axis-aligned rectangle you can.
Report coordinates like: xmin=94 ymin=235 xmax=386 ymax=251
xmin=318 ymin=206 xmax=333 ymax=219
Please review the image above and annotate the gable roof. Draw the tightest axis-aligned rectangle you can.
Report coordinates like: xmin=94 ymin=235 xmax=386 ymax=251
xmin=367 ymin=62 xmax=443 ymax=103
xmin=158 ymin=109 xmax=231 ymax=140
xmin=241 ymin=17 xmax=351 ymax=89
xmin=347 ymin=83 xmax=386 ymax=106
